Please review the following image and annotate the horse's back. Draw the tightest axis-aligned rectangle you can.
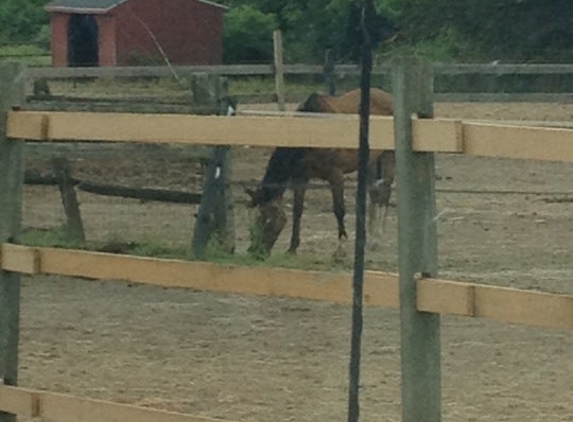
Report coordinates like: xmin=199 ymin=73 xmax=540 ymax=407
xmin=331 ymin=88 xmax=393 ymax=115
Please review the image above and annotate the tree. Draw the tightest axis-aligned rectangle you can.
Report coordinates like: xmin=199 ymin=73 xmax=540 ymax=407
xmin=223 ymin=5 xmax=277 ymax=63
xmin=386 ymin=0 xmax=573 ymax=62
xmin=0 ymin=0 xmax=49 ymax=43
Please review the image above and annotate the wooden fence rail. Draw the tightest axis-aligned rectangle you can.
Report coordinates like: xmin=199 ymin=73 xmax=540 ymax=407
xmin=24 ymin=63 xmax=573 ymax=103
xmin=7 ymin=110 xmax=573 ymax=162
xmin=24 ymin=63 xmax=573 ymax=79
xmin=0 ymin=384 xmax=235 ymax=422
xmin=1 ymin=244 xmax=571 ymax=330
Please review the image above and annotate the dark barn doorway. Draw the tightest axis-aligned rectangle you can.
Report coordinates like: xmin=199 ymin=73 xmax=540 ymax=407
xmin=67 ymin=14 xmax=99 ymax=66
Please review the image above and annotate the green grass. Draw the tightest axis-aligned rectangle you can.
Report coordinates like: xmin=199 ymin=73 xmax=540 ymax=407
xmin=229 ymin=76 xmax=322 ymax=96
xmin=18 ymin=227 xmax=353 ymax=273
xmin=20 ymin=227 xmax=85 ymax=249
xmin=0 ymin=44 xmax=51 ymax=66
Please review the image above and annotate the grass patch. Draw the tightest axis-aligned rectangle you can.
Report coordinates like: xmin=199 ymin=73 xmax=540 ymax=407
xmin=19 ymin=228 xmax=359 ymax=273
xmin=20 ymin=227 xmax=84 ymax=249
xmin=0 ymin=44 xmax=51 ymax=66
xmin=229 ymin=76 xmax=322 ymax=96
xmin=19 ymin=228 xmax=188 ymax=260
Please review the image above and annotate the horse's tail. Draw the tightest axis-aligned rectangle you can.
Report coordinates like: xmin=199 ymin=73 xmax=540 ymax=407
xmin=259 ymin=148 xmax=306 ymax=203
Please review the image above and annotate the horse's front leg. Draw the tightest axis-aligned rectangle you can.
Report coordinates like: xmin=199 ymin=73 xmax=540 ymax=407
xmin=288 ymin=177 xmax=308 ymax=253
xmin=328 ymin=170 xmax=348 ymax=260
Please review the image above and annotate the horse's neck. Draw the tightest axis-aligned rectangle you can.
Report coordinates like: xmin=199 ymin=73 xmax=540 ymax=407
xmin=318 ymin=96 xmax=341 ymax=113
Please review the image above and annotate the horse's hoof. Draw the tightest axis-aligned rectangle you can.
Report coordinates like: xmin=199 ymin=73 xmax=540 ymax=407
xmin=287 ymin=248 xmax=297 ymax=255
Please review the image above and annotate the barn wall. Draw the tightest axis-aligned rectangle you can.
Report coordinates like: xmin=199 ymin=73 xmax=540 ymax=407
xmin=114 ymin=0 xmax=224 ymax=66
xmin=96 ymin=14 xmax=117 ymax=66
xmin=50 ymin=13 xmax=69 ymax=67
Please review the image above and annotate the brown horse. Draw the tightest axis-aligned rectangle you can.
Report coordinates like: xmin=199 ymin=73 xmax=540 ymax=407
xmin=246 ymin=88 xmax=395 ymax=257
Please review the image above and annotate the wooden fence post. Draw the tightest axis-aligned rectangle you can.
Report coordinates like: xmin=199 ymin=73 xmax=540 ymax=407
xmin=52 ymin=156 xmax=85 ymax=243
xmin=323 ymin=49 xmax=336 ymax=95
xmin=191 ymin=77 xmax=235 ymax=259
xmin=273 ymin=30 xmax=286 ymax=111
xmin=0 ymin=62 xmax=25 ymax=422
xmin=391 ymin=56 xmax=441 ymax=422
xmin=191 ymin=73 xmax=218 ymax=113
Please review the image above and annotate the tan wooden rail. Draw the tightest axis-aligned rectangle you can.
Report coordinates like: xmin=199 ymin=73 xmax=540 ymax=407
xmin=2 ymin=244 xmax=571 ymax=330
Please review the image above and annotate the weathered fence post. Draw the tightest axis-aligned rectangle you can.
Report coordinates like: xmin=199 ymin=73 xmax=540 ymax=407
xmin=0 ymin=63 xmax=25 ymax=422
xmin=391 ymin=56 xmax=441 ymax=422
xmin=52 ymin=156 xmax=85 ymax=243
xmin=191 ymin=73 xmax=219 ymax=112
xmin=191 ymin=77 xmax=235 ymax=259
xmin=273 ymin=30 xmax=286 ymax=111
xmin=323 ymin=49 xmax=336 ymax=95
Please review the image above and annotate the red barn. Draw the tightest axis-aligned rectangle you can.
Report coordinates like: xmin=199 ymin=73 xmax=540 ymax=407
xmin=45 ymin=0 xmax=227 ymax=67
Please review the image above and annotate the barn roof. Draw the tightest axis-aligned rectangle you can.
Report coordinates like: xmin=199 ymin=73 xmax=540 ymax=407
xmin=45 ymin=0 xmax=227 ymax=14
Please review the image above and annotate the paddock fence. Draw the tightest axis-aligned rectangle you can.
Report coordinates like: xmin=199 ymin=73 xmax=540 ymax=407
xmin=24 ymin=62 xmax=573 ymax=103
xmin=1 ymin=60 xmax=572 ymax=422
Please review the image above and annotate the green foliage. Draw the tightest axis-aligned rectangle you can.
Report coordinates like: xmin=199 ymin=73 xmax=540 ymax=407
xmin=5 ymin=0 xmax=573 ymax=65
xmin=386 ymin=0 xmax=573 ymax=62
xmin=34 ymin=24 xmax=51 ymax=50
xmin=386 ymin=28 xmax=474 ymax=63
xmin=223 ymin=5 xmax=278 ymax=63
xmin=0 ymin=0 xmax=49 ymax=44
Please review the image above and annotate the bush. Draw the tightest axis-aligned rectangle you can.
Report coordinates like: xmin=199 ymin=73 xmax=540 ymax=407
xmin=223 ymin=5 xmax=277 ymax=63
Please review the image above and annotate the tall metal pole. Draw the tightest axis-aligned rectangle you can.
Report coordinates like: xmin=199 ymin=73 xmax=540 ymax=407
xmin=391 ymin=56 xmax=441 ymax=422
xmin=347 ymin=1 xmax=374 ymax=421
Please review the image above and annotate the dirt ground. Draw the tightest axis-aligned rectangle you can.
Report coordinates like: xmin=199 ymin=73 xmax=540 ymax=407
xmin=17 ymin=101 xmax=573 ymax=422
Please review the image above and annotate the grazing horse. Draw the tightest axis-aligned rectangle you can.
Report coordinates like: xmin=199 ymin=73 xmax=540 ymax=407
xmin=246 ymin=88 xmax=395 ymax=257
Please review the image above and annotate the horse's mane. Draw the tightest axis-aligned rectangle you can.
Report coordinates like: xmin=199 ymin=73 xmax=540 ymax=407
xmin=258 ymin=148 xmax=307 ymax=203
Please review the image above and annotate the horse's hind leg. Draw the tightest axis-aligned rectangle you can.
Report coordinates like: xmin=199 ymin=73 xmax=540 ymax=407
xmin=288 ymin=177 xmax=308 ymax=254
xmin=367 ymin=151 xmax=395 ymax=249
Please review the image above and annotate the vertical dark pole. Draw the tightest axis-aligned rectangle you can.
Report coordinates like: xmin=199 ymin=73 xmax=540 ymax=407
xmin=0 ymin=63 xmax=25 ymax=422
xmin=391 ymin=56 xmax=441 ymax=422
xmin=347 ymin=1 xmax=374 ymax=422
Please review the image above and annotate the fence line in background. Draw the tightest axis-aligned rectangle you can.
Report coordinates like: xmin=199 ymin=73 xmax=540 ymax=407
xmin=23 ymin=62 xmax=573 ymax=103
xmin=24 ymin=63 xmax=573 ymax=79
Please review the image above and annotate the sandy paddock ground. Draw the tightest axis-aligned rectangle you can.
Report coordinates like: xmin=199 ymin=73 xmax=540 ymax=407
xmin=16 ymin=101 xmax=573 ymax=422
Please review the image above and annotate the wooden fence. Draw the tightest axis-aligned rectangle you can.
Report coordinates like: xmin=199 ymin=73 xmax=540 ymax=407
xmin=1 ymin=60 xmax=572 ymax=422
xmin=24 ymin=62 xmax=573 ymax=103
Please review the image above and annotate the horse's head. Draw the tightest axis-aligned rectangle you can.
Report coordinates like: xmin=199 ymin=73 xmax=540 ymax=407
xmin=245 ymin=187 xmax=287 ymax=258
